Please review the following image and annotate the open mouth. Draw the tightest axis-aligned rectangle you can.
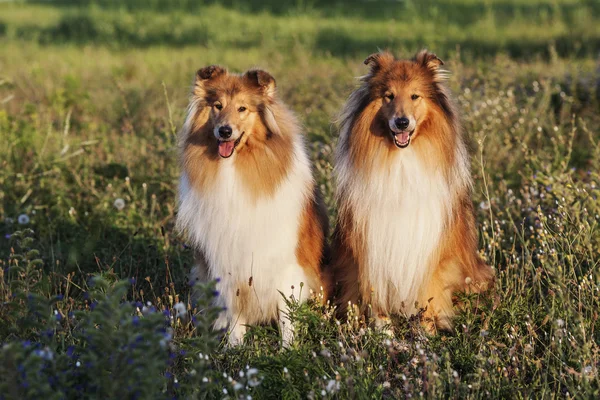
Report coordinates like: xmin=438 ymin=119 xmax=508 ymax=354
xmin=217 ymin=132 xmax=244 ymax=158
xmin=392 ymin=130 xmax=414 ymax=148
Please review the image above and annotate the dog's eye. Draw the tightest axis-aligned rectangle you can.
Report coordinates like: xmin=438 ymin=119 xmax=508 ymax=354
xmin=411 ymin=94 xmax=420 ymax=100
xmin=385 ymin=93 xmax=394 ymax=101
xmin=214 ymin=103 xmax=223 ymax=110
xmin=238 ymin=106 xmax=247 ymax=112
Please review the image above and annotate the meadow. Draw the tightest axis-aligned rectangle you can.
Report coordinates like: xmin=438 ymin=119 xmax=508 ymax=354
xmin=1 ymin=0 xmax=599 ymax=398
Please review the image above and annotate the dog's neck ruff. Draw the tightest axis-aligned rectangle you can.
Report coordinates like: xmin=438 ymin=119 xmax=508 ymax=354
xmin=177 ymin=135 xmax=313 ymax=323
xmin=336 ymin=142 xmax=467 ymax=314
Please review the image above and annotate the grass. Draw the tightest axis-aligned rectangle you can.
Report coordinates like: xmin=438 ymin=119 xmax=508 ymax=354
xmin=1 ymin=0 xmax=600 ymax=398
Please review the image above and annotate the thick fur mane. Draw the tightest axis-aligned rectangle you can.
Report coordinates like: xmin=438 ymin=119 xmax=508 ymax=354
xmin=331 ymin=51 xmax=489 ymax=323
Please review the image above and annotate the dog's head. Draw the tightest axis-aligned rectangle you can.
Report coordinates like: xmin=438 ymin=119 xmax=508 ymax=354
xmin=363 ymin=50 xmax=450 ymax=149
xmin=193 ymin=66 xmax=279 ymax=158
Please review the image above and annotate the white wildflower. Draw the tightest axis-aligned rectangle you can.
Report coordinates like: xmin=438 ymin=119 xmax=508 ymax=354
xmin=326 ymin=379 xmax=340 ymax=393
xmin=114 ymin=198 xmax=125 ymax=211
xmin=173 ymin=302 xmax=187 ymax=319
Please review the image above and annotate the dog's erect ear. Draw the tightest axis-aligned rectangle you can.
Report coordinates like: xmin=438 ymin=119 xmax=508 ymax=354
xmin=244 ymin=69 xmax=276 ymax=99
xmin=363 ymin=52 xmax=394 ymax=73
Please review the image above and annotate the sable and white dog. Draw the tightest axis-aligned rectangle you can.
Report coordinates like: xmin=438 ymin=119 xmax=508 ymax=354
xmin=176 ymin=66 xmax=329 ymax=346
xmin=331 ymin=50 xmax=495 ymax=331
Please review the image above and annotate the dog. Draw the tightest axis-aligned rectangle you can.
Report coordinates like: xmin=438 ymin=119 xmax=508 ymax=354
xmin=331 ymin=50 xmax=495 ymax=331
xmin=176 ymin=65 xmax=329 ymax=346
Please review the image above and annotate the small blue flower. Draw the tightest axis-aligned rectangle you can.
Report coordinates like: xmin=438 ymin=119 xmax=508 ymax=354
xmin=132 ymin=316 xmax=140 ymax=326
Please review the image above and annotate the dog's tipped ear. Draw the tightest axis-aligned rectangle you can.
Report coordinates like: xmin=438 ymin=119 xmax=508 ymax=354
xmin=363 ymin=52 xmax=394 ymax=73
xmin=196 ymin=65 xmax=226 ymax=82
xmin=244 ymin=69 xmax=276 ymax=99
xmin=194 ymin=65 xmax=226 ymax=97
xmin=415 ymin=50 xmax=444 ymax=70
xmin=415 ymin=49 xmax=448 ymax=82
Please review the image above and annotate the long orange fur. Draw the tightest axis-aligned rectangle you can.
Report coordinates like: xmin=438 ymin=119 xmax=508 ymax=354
xmin=331 ymin=50 xmax=495 ymax=331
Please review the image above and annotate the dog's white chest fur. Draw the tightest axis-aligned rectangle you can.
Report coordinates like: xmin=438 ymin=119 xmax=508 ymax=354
xmin=341 ymin=149 xmax=451 ymax=313
xmin=177 ymin=138 xmax=313 ymax=326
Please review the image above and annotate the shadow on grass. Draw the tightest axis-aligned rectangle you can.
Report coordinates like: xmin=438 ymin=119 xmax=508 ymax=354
xmin=25 ymin=0 xmax=600 ymax=23
xmin=1 ymin=216 xmax=192 ymax=294
xmin=314 ymin=28 xmax=600 ymax=60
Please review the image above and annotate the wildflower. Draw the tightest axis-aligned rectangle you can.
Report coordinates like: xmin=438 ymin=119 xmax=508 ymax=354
xmin=18 ymin=214 xmax=30 ymax=225
xmin=114 ymin=198 xmax=126 ymax=211
xmin=173 ymin=302 xmax=187 ymax=319
xmin=326 ymin=379 xmax=340 ymax=393
xmin=556 ymin=319 xmax=565 ymax=328
xmin=479 ymin=201 xmax=489 ymax=210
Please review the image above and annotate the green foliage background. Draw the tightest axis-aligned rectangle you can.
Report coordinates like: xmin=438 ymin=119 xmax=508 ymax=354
xmin=0 ymin=0 xmax=599 ymax=398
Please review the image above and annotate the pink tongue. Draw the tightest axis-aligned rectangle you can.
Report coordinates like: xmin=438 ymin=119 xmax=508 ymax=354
xmin=218 ymin=141 xmax=235 ymax=158
xmin=397 ymin=132 xmax=410 ymax=143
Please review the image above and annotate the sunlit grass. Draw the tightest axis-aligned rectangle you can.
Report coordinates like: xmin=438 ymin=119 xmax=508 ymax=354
xmin=1 ymin=1 xmax=600 ymax=399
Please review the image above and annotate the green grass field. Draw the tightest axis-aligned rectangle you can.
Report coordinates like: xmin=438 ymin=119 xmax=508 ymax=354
xmin=1 ymin=1 xmax=599 ymax=398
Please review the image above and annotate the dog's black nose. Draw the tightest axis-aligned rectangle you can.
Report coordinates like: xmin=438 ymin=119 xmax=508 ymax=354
xmin=218 ymin=125 xmax=232 ymax=139
xmin=395 ymin=117 xmax=410 ymax=131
